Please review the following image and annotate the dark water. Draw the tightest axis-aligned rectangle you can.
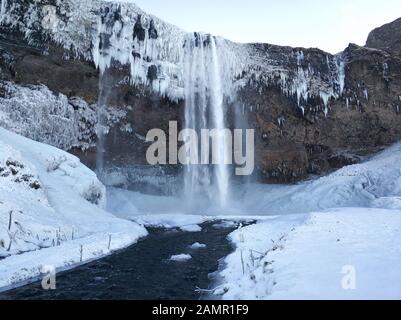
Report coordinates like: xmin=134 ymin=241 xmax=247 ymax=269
xmin=0 ymin=221 xmax=240 ymax=300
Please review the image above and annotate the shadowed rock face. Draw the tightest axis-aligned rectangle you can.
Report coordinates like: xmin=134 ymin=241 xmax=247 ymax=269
xmin=243 ymin=43 xmax=401 ymax=182
xmin=1 ymin=1 xmax=401 ymax=184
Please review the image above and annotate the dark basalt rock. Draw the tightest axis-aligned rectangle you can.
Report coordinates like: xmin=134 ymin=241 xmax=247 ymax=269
xmin=366 ymin=18 xmax=401 ymax=59
xmin=147 ymin=65 xmax=158 ymax=82
xmin=131 ymin=51 xmax=141 ymax=59
xmin=234 ymin=41 xmax=401 ymax=182
xmin=133 ymin=15 xmax=146 ymax=42
xmin=148 ymin=20 xmax=158 ymax=39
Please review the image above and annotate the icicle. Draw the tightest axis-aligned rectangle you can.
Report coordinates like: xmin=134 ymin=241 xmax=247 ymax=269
xmin=383 ymin=62 xmax=388 ymax=77
xmin=336 ymin=55 xmax=346 ymax=95
xmin=320 ymin=91 xmax=331 ymax=117
xmin=0 ymin=0 xmax=7 ymax=23
xmin=363 ymin=88 xmax=369 ymax=101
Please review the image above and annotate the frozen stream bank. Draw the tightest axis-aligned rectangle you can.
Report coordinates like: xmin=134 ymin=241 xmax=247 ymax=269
xmin=0 ymin=221 xmax=241 ymax=300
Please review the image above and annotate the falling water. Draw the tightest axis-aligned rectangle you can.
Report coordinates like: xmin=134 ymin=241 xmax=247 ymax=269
xmin=183 ymin=33 xmax=230 ymax=209
xmin=210 ymin=37 xmax=229 ymax=208
xmin=95 ymin=74 xmax=109 ymax=177
xmin=183 ymin=33 xmax=211 ymax=205
xmin=94 ymin=10 xmax=116 ymax=178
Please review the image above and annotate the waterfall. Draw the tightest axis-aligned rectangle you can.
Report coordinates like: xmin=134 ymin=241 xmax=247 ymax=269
xmin=210 ymin=37 xmax=229 ymax=208
xmin=183 ymin=33 xmax=230 ymax=209
xmin=94 ymin=9 xmax=117 ymax=178
xmin=95 ymin=74 xmax=110 ymax=177
xmin=183 ymin=33 xmax=212 ymax=205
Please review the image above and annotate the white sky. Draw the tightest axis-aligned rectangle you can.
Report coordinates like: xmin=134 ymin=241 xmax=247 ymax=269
xmin=133 ymin=0 xmax=401 ymax=53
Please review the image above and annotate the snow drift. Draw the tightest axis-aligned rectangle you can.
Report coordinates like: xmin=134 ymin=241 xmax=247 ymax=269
xmin=0 ymin=127 xmax=147 ymax=290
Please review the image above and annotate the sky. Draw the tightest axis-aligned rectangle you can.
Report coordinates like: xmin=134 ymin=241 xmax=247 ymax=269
xmin=132 ymin=0 xmax=401 ymax=53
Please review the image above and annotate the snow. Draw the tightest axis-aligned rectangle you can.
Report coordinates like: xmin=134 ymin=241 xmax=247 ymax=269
xmin=212 ymin=221 xmax=238 ymax=229
xmin=214 ymin=141 xmax=401 ymax=300
xmin=0 ymin=127 xmax=147 ymax=290
xmin=189 ymin=242 xmax=206 ymax=249
xmin=234 ymin=141 xmax=401 ymax=215
xmin=0 ymin=82 xmax=125 ymax=151
xmin=2 ymin=0 xmax=347 ymax=113
xmin=371 ymin=197 xmax=401 ymax=210
xmin=169 ymin=254 xmax=192 ymax=262
xmin=107 ymin=141 xmax=401 ymax=217
xmin=1 ymin=0 xmax=400 ymax=299
xmin=180 ymin=225 xmax=202 ymax=232
xmin=1 ymin=121 xmax=400 ymax=299
xmin=103 ymin=137 xmax=401 ymax=299
xmin=0 ymin=0 xmax=7 ymax=23
xmin=219 ymin=208 xmax=401 ymax=300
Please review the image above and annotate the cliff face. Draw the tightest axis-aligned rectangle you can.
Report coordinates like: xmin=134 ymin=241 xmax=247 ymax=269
xmin=367 ymin=17 xmax=401 ymax=59
xmin=1 ymin=0 xmax=400 ymax=183
xmin=246 ymin=43 xmax=401 ymax=182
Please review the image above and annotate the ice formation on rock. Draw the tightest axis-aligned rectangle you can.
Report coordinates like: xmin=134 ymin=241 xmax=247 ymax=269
xmin=0 ymin=82 xmax=125 ymax=150
xmin=0 ymin=0 xmax=348 ymax=114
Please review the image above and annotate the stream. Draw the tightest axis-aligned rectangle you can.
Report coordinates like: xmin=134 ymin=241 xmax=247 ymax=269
xmin=0 ymin=221 xmax=240 ymax=300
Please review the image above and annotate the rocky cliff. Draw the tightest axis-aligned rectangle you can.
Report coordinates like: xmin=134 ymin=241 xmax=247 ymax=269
xmin=1 ymin=0 xmax=400 ymax=184
xmin=367 ymin=17 xmax=401 ymax=59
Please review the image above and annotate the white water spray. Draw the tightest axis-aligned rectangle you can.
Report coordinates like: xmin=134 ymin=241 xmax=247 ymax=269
xmin=210 ymin=37 xmax=229 ymax=208
xmin=183 ymin=33 xmax=211 ymax=204
xmin=183 ymin=34 xmax=230 ymax=209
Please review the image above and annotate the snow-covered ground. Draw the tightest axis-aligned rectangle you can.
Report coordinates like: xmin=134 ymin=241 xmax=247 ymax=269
xmin=236 ymin=142 xmax=401 ymax=215
xmin=214 ymin=143 xmax=401 ymax=300
xmin=1 ymin=125 xmax=400 ymax=299
xmin=0 ymin=128 xmax=147 ymax=291
xmin=219 ymin=208 xmax=401 ymax=300
xmin=107 ymin=141 xmax=401 ymax=299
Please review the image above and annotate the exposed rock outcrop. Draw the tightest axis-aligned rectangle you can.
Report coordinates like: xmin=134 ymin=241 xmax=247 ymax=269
xmin=367 ymin=18 xmax=401 ymax=59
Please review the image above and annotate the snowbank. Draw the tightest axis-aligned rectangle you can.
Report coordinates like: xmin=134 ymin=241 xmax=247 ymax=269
xmin=107 ymin=141 xmax=401 ymax=217
xmin=219 ymin=208 xmax=401 ymax=300
xmin=215 ymin=142 xmax=401 ymax=300
xmin=237 ymin=141 xmax=401 ymax=215
xmin=0 ymin=127 xmax=147 ymax=290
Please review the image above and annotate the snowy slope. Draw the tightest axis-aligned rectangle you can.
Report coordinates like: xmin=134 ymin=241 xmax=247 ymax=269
xmin=214 ymin=141 xmax=401 ymax=300
xmin=235 ymin=141 xmax=401 ymax=215
xmin=105 ymin=141 xmax=401 ymax=217
xmin=0 ymin=127 xmax=147 ymax=290
xmin=219 ymin=208 xmax=401 ymax=300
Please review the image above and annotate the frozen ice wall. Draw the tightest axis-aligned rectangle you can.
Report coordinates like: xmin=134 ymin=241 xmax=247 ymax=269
xmin=0 ymin=0 xmax=347 ymax=111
